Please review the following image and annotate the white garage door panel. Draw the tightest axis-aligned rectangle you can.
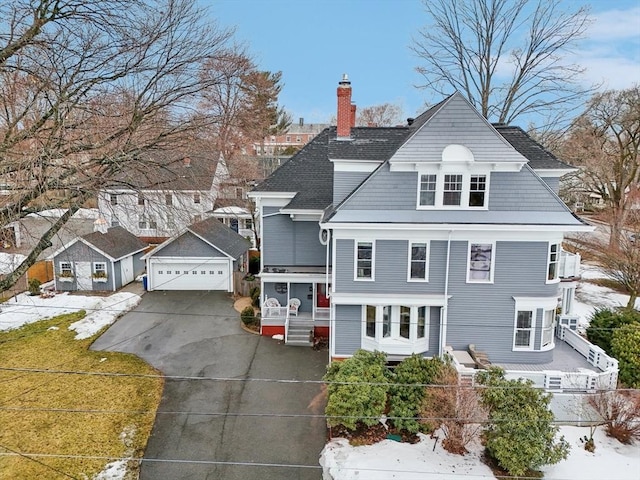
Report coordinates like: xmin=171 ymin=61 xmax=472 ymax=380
xmin=151 ymin=261 xmax=230 ymax=291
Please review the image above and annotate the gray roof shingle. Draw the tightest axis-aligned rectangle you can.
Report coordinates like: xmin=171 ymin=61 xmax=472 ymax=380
xmin=82 ymin=226 xmax=147 ymax=260
xmin=252 ymin=95 xmax=572 ymax=211
xmin=188 ymin=217 xmax=250 ymax=259
xmin=493 ymin=125 xmax=573 ymax=170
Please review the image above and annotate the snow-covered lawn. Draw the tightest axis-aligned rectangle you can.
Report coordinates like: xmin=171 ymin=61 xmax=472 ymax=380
xmin=0 ymin=290 xmax=140 ymax=339
xmin=321 ymin=425 xmax=640 ymax=480
xmin=321 ymin=263 xmax=640 ymax=479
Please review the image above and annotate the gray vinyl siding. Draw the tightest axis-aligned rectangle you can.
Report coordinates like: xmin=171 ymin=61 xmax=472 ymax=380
xmin=333 ymin=171 xmax=376 ymax=205
xmin=262 ymin=207 xmax=325 ymax=266
xmin=334 ymin=239 xmax=447 ymax=294
xmin=489 ymin=169 xmax=567 ymax=212
xmin=391 ymin=94 xmax=526 ymax=164
xmin=338 ymin=164 xmax=416 ymax=210
xmin=445 ymin=241 xmax=555 ymax=363
xmin=338 ymin=165 xmax=567 ymax=215
xmin=334 ymin=239 xmax=556 ymax=364
xmin=133 ymin=252 xmax=146 ymax=277
xmin=261 ymin=282 xmax=315 ymax=314
xmin=113 ymin=260 xmax=122 ymax=288
xmin=539 ymin=176 xmax=560 ymax=194
xmin=429 ymin=306 xmax=441 ymax=354
xmin=152 ymin=231 xmax=226 ymax=258
xmin=334 ymin=304 xmax=362 ymax=356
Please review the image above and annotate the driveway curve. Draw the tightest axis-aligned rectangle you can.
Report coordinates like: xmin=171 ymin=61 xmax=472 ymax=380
xmin=92 ymin=291 xmax=327 ymax=480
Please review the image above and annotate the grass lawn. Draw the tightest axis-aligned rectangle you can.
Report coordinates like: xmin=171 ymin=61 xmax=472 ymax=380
xmin=0 ymin=311 xmax=163 ymax=479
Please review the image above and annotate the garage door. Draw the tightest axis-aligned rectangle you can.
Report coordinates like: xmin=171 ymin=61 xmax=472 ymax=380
xmin=149 ymin=260 xmax=230 ymax=291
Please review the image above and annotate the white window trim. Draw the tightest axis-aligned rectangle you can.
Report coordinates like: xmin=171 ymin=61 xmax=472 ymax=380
xmin=92 ymin=262 xmax=107 ymax=273
xmin=466 ymin=241 xmax=496 ymax=283
xmin=407 ymin=241 xmax=429 ymax=282
xmin=59 ymin=261 xmax=73 ymax=275
xmin=541 ymin=309 xmax=555 ymax=350
xmin=354 ymin=240 xmax=375 ymax=281
xmin=546 ymin=242 xmax=561 ymax=284
xmin=361 ymin=305 xmax=430 ymax=352
xmin=442 ymin=173 xmax=464 ymax=207
xmin=469 ymin=174 xmax=488 ymax=208
xmin=416 ymin=170 xmax=490 ymax=210
xmin=513 ymin=309 xmax=536 ymax=350
xmin=512 ymin=297 xmax=558 ymax=352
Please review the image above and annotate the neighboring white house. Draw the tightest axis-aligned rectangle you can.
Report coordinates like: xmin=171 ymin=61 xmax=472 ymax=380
xmin=98 ymin=153 xmax=218 ymax=241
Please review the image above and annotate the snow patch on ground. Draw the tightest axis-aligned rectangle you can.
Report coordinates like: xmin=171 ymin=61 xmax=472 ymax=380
xmin=92 ymin=425 xmax=137 ymax=480
xmin=0 ymin=291 xmax=140 ymax=339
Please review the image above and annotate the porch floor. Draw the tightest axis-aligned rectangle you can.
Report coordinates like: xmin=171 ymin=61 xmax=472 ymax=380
xmin=493 ymin=339 xmax=598 ymax=373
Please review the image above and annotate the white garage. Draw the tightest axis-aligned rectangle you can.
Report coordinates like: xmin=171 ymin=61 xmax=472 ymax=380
xmin=143 ymin=217 xmax=250 ymax=292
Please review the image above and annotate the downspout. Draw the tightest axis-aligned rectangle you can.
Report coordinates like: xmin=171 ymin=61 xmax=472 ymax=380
xmin=439 ymin=230 xmax=453 ymax=357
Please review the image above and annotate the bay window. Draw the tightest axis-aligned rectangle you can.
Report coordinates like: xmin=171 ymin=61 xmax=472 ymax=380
xmin=362 ymin=305 xmax=430 ymax=349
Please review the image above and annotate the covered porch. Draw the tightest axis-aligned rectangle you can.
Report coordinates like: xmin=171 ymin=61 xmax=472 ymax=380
xmin=260 ymin=267 xmax=331 ymax=345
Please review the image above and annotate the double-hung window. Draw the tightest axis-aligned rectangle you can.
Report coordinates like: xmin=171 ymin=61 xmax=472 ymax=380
xmin=419 ymin=174 xmax=436 ymax=206
xmin=193 ymin=193 xmax=201 ymax=204
xmin=355 ymin=241 xmax=374 ymax=280
xmin=541 ymin=309 xmax=555 ymax=348
xmin=408 ymin=242 xmax=428 ymax=281
xmin=443 ymin=174 xmax=463 ymax=206
xmin=547 ymin=243 xmax=559 ymax=282
xmin=468 ymin=243 xmax=494 ymax=282
xmin=514 ymin=310 xmax=534 ymax=349
xmin=110 ymin=194 xmax=118 ymax=205
xmin=165 ymin=194 xmax=173 ymax=206
xmin=469 ymin=175 xmax=487 ymax=207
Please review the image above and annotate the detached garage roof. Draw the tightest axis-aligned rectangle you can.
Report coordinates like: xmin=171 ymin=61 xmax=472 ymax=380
xmin=144 ymin=217 xmax=250 ymax=260
xmin=49 ymin=226 xmax=147 ymax=261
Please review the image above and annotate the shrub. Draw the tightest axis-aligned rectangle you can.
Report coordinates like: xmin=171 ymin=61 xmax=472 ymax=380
xmin=249 ymin=286 xmax=261 ymax=307
xmin=588 ymin=390 xmax=640 ymax=444
xmin=477 ymin=368 xmax=570 ymax=477
xmin=586 ymin=308 xmax=640 ymax=355
xmin=611 ymin=324 xmax=640 ymax=388
xmin=28 ymin=278 xmax=41 ymax=296
xmin=420 ymin=364 xmax=485 ymax=454
xmin=324 ymin=349 xmax=389 ymax=431
xmin=240 ymin=306 xmax=257 ymax=327
xmin=388 ymin=355 xmax=444 ymax=433
xmin=249 ymin=255 xmax=260 ymax=274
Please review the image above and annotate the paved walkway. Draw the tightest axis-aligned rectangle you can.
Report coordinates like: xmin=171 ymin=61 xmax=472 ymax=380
xmin=92 ymin=290 xmax=327 ymax=480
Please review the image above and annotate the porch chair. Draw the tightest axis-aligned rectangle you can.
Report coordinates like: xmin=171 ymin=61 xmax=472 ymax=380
xmin=288 ymin=298 xmax=301 ymax=316
xmin=263 ymin=297 xmax=280 ymax=308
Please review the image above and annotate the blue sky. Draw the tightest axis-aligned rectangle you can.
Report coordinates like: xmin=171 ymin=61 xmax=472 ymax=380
xmin=207 ymin=0 xmax=640 ymax=126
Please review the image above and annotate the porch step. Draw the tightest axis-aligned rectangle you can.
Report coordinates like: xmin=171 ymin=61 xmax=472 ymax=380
xmin=286 ymin=323 xmax=314 ymax=347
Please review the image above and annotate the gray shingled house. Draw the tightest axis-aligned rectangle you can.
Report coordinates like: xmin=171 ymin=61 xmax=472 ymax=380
xmin=143 ymin=217 xmax=250 ymax=292
xmin=248 ymin=76 xmax=619 ymax=392
xmin=50 ymin=224 xmax=147 ymax=292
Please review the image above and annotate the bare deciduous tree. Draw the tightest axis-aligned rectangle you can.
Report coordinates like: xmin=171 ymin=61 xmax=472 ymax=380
xmin=559 ymin=86 xmax=640 ymax=248
xmin=0 ymin=0 xmax=239 ymax=291
xmin=356 ymin=103 xmax=404 ymax=127
xmin=411 ymin=0 xmax=593 ymax=130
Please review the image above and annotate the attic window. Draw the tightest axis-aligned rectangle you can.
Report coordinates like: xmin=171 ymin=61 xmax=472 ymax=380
xmin=193 ymin=193 xmax=201 ymax=204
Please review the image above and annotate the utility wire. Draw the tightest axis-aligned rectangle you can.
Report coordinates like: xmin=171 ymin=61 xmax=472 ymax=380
xmin=0 ymin=443 xmax=80 ymax=480
xmin=0 ymin=366 xmax=635 ymax=392
xmin=3 ymin=406 xmax=634 ymax=425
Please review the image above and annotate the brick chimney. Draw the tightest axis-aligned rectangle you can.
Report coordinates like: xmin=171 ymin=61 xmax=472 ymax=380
xmin=337 ymin=74 xmax=354 ymax=139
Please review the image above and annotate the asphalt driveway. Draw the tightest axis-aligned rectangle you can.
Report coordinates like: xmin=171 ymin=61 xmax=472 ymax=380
xmin=92 ymin=291 xmax=328 ymax=480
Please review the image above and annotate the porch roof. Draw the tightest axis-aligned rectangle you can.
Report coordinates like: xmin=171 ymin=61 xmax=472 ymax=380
xmin=493 ymin=340 xmax=598 ymax=373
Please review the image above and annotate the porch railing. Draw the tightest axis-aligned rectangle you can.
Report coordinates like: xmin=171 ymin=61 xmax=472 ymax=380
xmin=446 ymin=328 xmax=619 ymax=392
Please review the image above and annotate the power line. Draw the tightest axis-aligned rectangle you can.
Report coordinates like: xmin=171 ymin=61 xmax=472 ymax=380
xmin=0 ymin=449 xmax=615 ymax=480
xmin=3 ymin=406 xmax=632 ymax=425
xmin=0 ymin=443 xmax=80 ymax=480
xmin=0 ymin=299 xmax=625 ymax=331
xmin=0 ymin=366 xmax=635 ymax=392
